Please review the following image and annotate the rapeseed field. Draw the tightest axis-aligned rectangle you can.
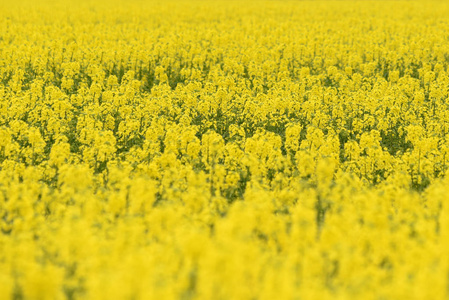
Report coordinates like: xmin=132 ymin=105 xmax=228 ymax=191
xmin=1 ymin=0 xmax=449 ymax=299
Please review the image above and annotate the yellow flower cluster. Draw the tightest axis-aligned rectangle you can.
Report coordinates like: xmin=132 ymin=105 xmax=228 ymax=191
xmin=1 ymin=0 xmax=449 ymax=299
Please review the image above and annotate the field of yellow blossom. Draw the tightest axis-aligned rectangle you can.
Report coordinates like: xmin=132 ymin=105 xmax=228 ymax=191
xmin=1 ymin=0 xmax=449 ymax=299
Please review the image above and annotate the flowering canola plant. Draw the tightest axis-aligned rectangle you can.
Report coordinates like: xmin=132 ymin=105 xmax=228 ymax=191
xmin=1 ymin=0 xmax=449 ymax=299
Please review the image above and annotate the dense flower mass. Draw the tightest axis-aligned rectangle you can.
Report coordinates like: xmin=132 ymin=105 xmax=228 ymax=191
xmin=1 ymin=0 xmax=449 ymax=299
